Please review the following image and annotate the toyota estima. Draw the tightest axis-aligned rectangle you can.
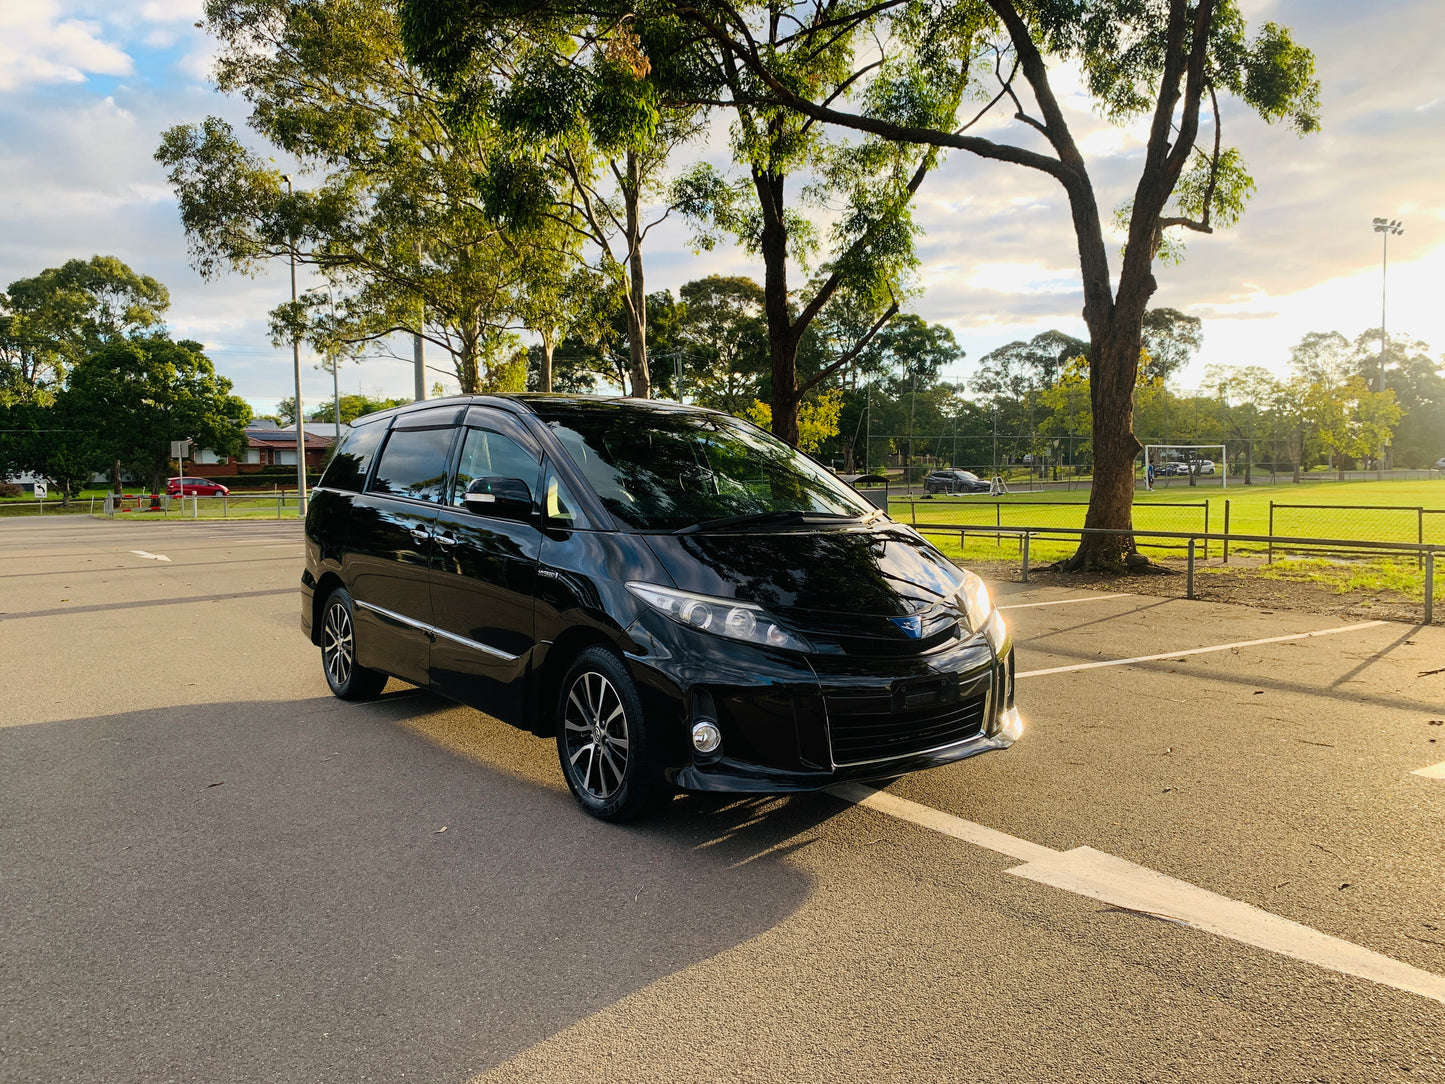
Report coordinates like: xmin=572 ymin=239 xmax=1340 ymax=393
xmin=302 ymin=395 xmax=1022 ymax=820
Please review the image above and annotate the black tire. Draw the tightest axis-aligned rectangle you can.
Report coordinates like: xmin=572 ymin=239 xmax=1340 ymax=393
xmin=555 ymin=646 xmax=664 ymax=821
xmin=320 ymin=587 xmax=388 ymax=700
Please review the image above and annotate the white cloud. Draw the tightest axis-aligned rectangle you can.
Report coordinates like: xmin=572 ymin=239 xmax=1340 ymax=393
xmin=138 ymin=0 xmax=203 ymax=21
xmin=0 ymin=2 xmax=133 ymax=90
xmin=2 ymin=0 xmax=1443 ymax=410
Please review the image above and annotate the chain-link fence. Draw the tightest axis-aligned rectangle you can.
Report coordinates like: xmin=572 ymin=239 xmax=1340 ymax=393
xmin=1267 ymin=502 xmax=1445 ymax=565
xmin=844 ymin=433 xmax=1444 ymax=488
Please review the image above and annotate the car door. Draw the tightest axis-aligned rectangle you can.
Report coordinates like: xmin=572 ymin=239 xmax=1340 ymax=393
xmin=346 ymin=407 xmax=461 ymax=685
xmin=427 ymin=411 xmax=543 ymax=726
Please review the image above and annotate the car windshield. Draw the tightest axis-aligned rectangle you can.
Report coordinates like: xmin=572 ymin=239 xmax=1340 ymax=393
xmin=536 ymin=404 xmax=874 ymax=531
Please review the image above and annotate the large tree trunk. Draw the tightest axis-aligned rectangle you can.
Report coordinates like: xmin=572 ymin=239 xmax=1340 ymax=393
xmin=754 ymin=165 xmax=803 ymax=445
xmin=456 ymin=325 xmax=480 ymax=394
xmin=1056 ymin=186 xmax=1150 ymax=569
xmin=539 ymin=333 xmax=555 ymax=394
xmin=622 ymin=150 xmax=650 ymax=399
xmin=1065 ymin=327 xmax=1144 ymax=569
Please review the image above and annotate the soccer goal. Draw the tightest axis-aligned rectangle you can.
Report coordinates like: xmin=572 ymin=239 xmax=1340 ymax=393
xmin=1142 ymin=444 xmax=1227 ymax=488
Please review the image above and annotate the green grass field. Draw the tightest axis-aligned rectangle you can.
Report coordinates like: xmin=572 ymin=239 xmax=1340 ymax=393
xmin=893 ymin=478 xmax=1445 ymax=567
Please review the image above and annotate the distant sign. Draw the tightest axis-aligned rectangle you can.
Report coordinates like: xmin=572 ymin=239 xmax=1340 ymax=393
xmin=32 ymin=481 xmax=47 ymax=500
xmin=170 ymin=439 xmax=190 ymax=458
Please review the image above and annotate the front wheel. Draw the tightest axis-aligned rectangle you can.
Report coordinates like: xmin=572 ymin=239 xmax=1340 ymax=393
xmin=320 ymin=587 xmax=388 ymax=700
xmin=556 ymin=647 xmax=664 ymax=821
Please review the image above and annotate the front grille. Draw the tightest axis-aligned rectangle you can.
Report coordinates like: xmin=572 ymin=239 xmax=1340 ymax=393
xmin=821 ymin=625 xmax=959 ymax=657
xmin=784 ymin=607 xmax=961 ymax=657
xmin=825 ymin=686 xmax=989 ymax=765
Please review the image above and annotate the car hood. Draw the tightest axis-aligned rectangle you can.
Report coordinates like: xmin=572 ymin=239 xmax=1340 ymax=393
xmin=641 ymin=519 xmax=965 ymax=620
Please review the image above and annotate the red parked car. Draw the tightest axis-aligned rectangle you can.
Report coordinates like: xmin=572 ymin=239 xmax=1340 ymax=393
xmin=167 ymin=476 xmax=229 ymax=496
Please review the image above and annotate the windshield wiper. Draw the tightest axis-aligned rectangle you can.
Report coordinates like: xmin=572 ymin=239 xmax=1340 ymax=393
xmin=676 ymin=509 xmax=858 ymax=535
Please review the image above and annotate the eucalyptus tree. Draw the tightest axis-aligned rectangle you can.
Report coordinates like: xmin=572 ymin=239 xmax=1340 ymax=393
xmin=1140 ymin=307 xmax=1203 ymax=383
xmin=674 ymin=275 xmax=769 ymax=414
xmin=1351 ymin=330 xmax=1445 ymax=469
xmin=398 ymin=4 xmax=704 ymax=398
xmin=670 ymin=0 xmax=1320 ymax=567
xmin=157 ymin=0 xmax=542 ymax=394
xmin=665 ymin=4 xmax=969 ymax=446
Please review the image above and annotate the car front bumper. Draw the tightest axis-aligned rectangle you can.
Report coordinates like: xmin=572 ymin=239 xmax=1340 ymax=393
xmin=625 ymin=613 xmax=1018 ymax=794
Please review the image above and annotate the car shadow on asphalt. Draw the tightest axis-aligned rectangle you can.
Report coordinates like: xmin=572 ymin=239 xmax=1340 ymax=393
xmin=0 ymin=695 xmax=838 ymax=1084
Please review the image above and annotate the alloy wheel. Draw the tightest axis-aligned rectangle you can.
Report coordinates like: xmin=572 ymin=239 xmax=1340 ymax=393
xmin=562 ymin=671 xmax=631 ymax=800
xmin=323 ymin=600 xmax=354 ymax=688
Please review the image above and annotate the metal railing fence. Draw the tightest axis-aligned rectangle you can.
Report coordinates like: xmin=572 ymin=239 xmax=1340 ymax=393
xmin=1268 ymin=502 xmax=1445 ymax=568
xmin=899 ymin=498 xmax=1209 ymax=541
xmin=910 ymin=521 xmax=1441 ymax=624
xmin=0 ymin=497 xmax=101 ymax=516
xmin=101 ymin=491 xmax=310 ymax=519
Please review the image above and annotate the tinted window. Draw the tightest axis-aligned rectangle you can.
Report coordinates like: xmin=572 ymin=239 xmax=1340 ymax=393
xmin=369 ymin=427 xmax=455 ymax=503
xmin=319 ymin=423 xmax=385 ymax=492
xmin=537 ymin=406 xmax=872 ymax=531
xmin=452 ymin=428 xmax=538 ymax=507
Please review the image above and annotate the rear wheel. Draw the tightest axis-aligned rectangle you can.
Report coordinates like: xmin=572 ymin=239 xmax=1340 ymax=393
xmin=556 ymin=647 xmax=664 ymax=821
xmin=321 ymin=588 xmax=388 ymax=700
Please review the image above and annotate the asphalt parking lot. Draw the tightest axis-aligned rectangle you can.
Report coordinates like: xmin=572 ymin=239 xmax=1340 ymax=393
xmin=2 ymin=516 xmax=1443 ymax=1083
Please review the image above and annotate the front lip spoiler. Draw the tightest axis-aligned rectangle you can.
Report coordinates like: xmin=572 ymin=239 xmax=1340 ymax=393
xmin=667 ymin=730 xmax=1013 ymax=794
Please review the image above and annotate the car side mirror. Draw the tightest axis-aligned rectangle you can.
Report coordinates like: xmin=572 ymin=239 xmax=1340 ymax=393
xmin=463 ymin=476 xmax=532 ymax=518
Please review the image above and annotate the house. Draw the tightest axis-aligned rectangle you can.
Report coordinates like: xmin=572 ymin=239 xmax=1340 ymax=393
xmin=190 ymin=421 xmax=338 ymax=477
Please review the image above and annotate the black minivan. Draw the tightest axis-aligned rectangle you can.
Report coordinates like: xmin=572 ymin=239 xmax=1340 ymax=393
xmin=302 ymin=395 xmax=1022 ymax=819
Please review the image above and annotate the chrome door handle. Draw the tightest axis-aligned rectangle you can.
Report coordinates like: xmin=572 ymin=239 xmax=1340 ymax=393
xmin=409 ymin=526 xmax=431 ymax=544
xmin=434 ymin=534 xmax=457 ymax=548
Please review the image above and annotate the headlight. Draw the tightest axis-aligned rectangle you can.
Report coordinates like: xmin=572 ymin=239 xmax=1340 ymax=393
xmin=626 ymin=582 xmax=812 ymax=653
xmin=956 ymin=570 xmax=992 ymax=630
xmin=957 ymin=570 xmax=1008 ymax=653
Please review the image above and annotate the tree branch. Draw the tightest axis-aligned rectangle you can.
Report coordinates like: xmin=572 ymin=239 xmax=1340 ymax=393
xmin=797 ymin=299 xmax=900 ymax=397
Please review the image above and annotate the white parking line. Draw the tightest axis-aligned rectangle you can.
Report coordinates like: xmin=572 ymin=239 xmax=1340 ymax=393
xmin=998 ymin=594 xmax=1130 ymax=610
xmin=828 ymin=783 xmax=1445 ymax=1006
xmin=1015 ymin=620 xmax=1388 ymax=679
xmin=1411 ymin=761 xmax=1445 ymax=780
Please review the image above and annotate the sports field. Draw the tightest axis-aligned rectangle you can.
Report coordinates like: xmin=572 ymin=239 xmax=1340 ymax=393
xmin=899 ymin=478 xmax=1445 ymax=570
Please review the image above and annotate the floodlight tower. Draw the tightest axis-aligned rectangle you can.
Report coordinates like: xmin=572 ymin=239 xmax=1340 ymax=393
xmin=1372 ymin=216 xmax=1403 ymax=470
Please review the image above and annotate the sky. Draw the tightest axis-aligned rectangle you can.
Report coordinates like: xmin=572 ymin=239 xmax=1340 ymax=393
xmin=1 ymin=0 xmax=1442 ymax=416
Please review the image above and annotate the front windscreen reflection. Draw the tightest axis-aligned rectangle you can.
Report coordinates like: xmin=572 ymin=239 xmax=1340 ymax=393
xmin=541 ymin=409 xmax=873 ymax=531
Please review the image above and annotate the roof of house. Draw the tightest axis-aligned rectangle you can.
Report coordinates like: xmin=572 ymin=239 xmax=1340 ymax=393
xmin=244 ymin=425 xmax=336 ymax=449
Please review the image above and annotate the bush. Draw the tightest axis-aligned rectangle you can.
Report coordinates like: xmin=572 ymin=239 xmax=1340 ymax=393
xmin=0 ymin=482 xmax=23 ymax=498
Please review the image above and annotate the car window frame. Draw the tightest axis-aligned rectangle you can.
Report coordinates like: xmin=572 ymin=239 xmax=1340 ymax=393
xmin=366 ymin=421 xmax=462 ymax=508
xmin=449 ymin=423 xmax=544 ymax=517
xmin=318 ymin=417 xmax=388 ymax=493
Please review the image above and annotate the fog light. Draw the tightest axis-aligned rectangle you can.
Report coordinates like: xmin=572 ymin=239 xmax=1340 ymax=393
xmin=691 ymin=720 xmax=722 ymax=754
xmin=999 ymin=706 xmax=1024 ymax=742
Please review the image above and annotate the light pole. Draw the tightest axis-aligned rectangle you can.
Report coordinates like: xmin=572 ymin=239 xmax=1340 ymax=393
xmin=1372 ymin=216 xmax=1404 ymax=470
xmin=282 ymin=174 xmax=307 ymax=517
xmin=1373 ymin=217 xmax=1404 ymax=393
